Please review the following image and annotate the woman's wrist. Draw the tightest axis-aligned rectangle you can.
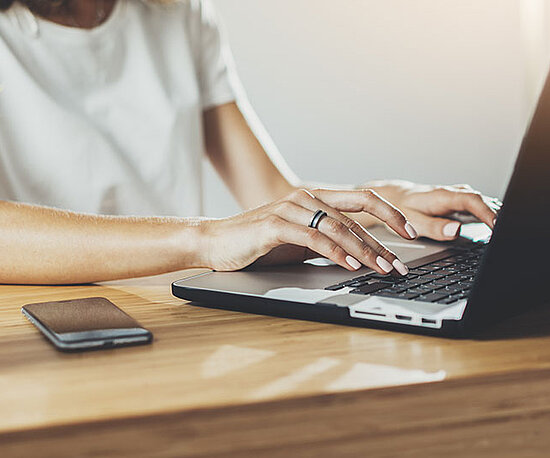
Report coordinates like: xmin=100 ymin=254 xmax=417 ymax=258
xmin=172 ymin=217 xmax=214 ymax=269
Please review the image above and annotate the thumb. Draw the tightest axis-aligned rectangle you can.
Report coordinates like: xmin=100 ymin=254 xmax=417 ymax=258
xmin=406 ymin=210 xmax=462 ymax=241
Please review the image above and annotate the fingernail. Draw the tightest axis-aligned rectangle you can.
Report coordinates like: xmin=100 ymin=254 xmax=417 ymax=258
xmin=392 ymin=259 xmax=409 ymax=276
xmin=404 ymin=222 xmax=418 ymax=239
xmin=376 ymin=256 xmax=393 ymax=273
xmin=492 ymin=217 xmax=497 ymax=227
xmin=443 ymin=221 xmax=461 ymax=238
xmin=346 ymin=256 xmax=362 ymax=270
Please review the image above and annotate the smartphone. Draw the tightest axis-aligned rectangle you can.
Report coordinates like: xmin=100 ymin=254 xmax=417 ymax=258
xmin=21 ymin=297 xmax=153 ymax=352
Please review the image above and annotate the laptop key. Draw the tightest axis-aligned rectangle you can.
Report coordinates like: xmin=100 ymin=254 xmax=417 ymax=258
xmin=434 ymin=269 xmax=459 ymax=276
xmin=383 ymin=285 xmax=409 ymax=294
xmin=416 ymin=283 xmax=436 ymax=289
xmin=369 ymin=291 xmax=396 ymax=298
xmin=421 ymin=273 xmax=447 ymax=281
xmin=428 ymin=283 xmax=447 ymax=291
xmin=325 ymin=284 xmax=345 ymax=291
xmin=398 ymin=292 xmax=423 ymax=300
xmin=414 ymin=277 xmax=437 ymax=286
xmin=446 ymin=273 xmax=465 ymax=283
xmin=437 ymin=295 xmax=462 ymax=305
xmin=406 ymin=288 xmax=428 ymax=295
xmin=416 ymin=292 xmax=451 ymax=303
xmin=433 ymin=278 xmax=459 ymax=287
xmin=409 ymin=268 xmax=428 ymax=275
xmin=417 ymin=265 xmax=442 ymax=272
xmin=378 ymin=278 xmax=402 ymax=284
xmin=372 ymin=291 xmax=421 ymax=300
xmin=349 ymin=282 xmax=389 ymax=295
xmin=443 ymin=284 xmax=465 ymax=294
xmin=369 ymin=273 xmax=394 ymax=280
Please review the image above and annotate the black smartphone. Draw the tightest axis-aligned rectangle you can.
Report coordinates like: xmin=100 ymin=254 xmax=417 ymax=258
xmin=21 ymin=297 xmax=153 ymax=352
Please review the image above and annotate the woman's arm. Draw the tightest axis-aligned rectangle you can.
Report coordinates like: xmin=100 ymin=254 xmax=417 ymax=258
xmin=0 ymin=189 xmax=419 ymax=284
xmin=0 ymin=201 xmax=204 ymax=284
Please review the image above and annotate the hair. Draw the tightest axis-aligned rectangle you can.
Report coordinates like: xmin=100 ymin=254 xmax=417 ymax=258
xmin=0 ymin=0 xmax=173 ymax=11
xmin=1 ymin=0 xmax=63 ymax=10
xmin=0 ymin=0 xmax=16 ymax=9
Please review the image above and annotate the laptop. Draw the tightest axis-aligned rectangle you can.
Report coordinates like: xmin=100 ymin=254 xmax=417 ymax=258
xmin=172 ymin=69 xmax=550 ymax=337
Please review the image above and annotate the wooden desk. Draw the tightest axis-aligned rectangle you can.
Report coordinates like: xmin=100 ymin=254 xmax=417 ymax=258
xmin=2 ymin=270 xmax=550 ymax=457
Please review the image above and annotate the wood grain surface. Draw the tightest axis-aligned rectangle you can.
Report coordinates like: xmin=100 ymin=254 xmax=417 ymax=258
xmin=1 ymin=269 xmax=550 ymax=457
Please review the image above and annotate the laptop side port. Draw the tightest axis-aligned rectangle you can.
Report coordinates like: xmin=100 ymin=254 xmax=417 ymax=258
xmin=353 ymin=310 xmax=386 ymax=317
xmin=395 ymin=315 xmax=412 ymax=321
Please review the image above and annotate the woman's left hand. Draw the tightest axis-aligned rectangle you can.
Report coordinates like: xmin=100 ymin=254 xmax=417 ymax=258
xmin=359 ymin=180 xmax=502 ymax=241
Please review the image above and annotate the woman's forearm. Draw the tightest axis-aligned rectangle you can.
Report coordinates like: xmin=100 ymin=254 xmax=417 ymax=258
xmin=0 ymin=201 xmax=205 ymax=284
xmin=204 ymin=103 xmax=298 ymax=209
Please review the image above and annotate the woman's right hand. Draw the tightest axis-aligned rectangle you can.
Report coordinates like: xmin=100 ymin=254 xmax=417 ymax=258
xmin=197 ymin=188 xmax=418 ymax=275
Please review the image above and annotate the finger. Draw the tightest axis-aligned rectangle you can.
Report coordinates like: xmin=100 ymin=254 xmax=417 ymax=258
xmin=285 ymin=192 xmax=410 ymax=274
xmin=452 ymin=186 xmax=502 ymax=208
xmin=291 ymin=188 xmax=418 ymax=241
xmin=447 ymin=197 xmax=501 ymax=223
xmin=449 ymin=190 xmax=498 ymax=228
xmin=453 ymin=185 xmax=502 ymax=214
xmin=426 ymin=189 xmax=497 ymax=229
xmin=272 ymin=201 xmax=406 ymax=274
xmin=484 ymin=195 xmax=502 ymax=212
xmin=316 ymin=215 xmax=410 ymax=275
xmin=264 ymin=215 xmax=362 ymax=271
xmin=407 ymin=209 xmax=463 ymax=241
xmin=487 ymin=202 xmax=501 ymax=213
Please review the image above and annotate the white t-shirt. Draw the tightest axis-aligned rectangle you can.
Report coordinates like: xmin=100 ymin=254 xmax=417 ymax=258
xmin=0 ymin=0 xmax=237 ymax=216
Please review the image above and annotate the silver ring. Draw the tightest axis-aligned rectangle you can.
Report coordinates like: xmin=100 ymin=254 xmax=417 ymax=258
xmin=308 ymin=210 xmax=327 ymax=229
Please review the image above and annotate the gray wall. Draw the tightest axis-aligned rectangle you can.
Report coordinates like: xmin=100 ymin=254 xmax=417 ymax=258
xmin=205 ymin=0 xmax=550 ymax=216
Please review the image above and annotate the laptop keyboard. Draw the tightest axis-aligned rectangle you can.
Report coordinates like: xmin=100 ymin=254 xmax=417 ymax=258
xmin=325 ymin=245 xmax=486 ymax=305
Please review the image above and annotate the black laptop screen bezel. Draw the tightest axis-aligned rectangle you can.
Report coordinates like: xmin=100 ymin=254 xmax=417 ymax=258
xmin=461 ymin=69 xmax=550 ymax=333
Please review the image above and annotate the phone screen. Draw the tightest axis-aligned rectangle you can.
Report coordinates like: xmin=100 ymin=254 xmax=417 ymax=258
xmin=22 ymin=297 xmax=152 ymax=352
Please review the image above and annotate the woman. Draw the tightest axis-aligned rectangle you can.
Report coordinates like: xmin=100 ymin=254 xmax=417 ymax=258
xmin=0 ymin=0 xmax=499 ymax=284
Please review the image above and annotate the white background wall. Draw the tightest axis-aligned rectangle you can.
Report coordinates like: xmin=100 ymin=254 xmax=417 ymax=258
xmin=205 ymin=0 xmax=550 ymax=217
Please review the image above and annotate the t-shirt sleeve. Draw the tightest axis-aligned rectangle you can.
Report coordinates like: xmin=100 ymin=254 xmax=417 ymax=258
xmin=187 ymin=0 xmax=238 ymax=110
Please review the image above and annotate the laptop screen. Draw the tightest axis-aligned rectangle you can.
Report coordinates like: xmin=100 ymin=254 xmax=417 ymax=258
xmin=463 ymin=68 xmax=550 ymax=331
